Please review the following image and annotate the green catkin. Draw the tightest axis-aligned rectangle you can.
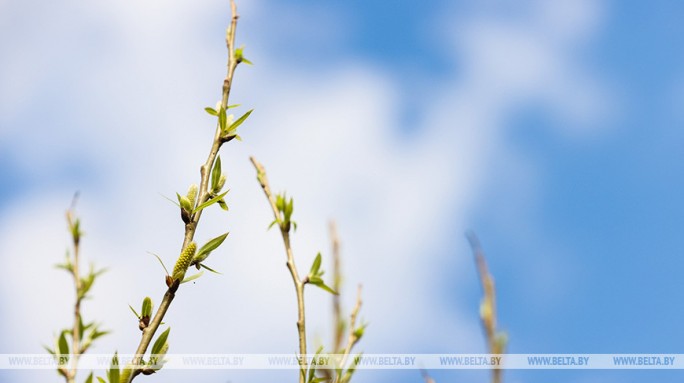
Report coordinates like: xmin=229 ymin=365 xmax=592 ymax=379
xmin=172 ymin=242 xmax=196 ymax=282
xmin=186 ymin=184 xmax=198 ymax=207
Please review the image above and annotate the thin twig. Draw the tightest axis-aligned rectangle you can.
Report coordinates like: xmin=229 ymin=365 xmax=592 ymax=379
xmin=335 ymin=285 xmax=363 ymax=383
xmin=329 ymin=221 xmax=344 ymax=353
xmin=61 ymin=204 xmax=82 ymax=383
xmin=250 ymin=157 xmax=308 ymax=383
xmin=127 ymin=1 xmax=242 ymax=381
xmin=466 ymin=232 xmax=505 ymax=383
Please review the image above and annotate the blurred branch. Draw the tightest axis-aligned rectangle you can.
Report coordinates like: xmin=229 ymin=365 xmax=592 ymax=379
xmin=335 ymin=285 xmax=363 ymax=383
xmin=466 ymin=232 xmax=507 ymax=383
xmin=250 ymin=156 xmax=309 ymax=383
xmin=330 ymin=221 xmax=344 ymax=353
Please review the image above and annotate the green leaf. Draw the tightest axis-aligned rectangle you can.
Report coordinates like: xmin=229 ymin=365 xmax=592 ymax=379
xmin=192 ymin=190 xmax=229 ymax=213
xmin=55 ymin=263 xmax=73 ymax=274
xmin=307 ymin=346 xmax=325 ymax=383
xmin=199 ymin=263 xmax=222 ymax=274
xmin=159 ymin=193 xmax=180 ymax=208
xmin=78 ymin=314 xmax=85 ymax=340
xmin=151 ymin=328 xmax=171 ymax=356
xmin=43 ymin=345 xmax=55 ymax=355
xmin=148 ymin=252 xmax=170 ymax=276
xmin=141 ymin=297 xmax=153 ymax=318
xmin=108 ymin=353 xmax=119 ymax=383
xmin=204 ymin=107 xmax=218 ymax=116
xmin=309 ymin=253 xmax=322 ymax=276
xmin=58 ymin=330 xmax=69 ymax=357
xmin=89 ymin=328 xmax=110 ymax=341
xmin=211 ymin=156 xmax=222 ymax=191
xmin=177 ymin=193 xmax=192 ymax=212
xmin=268 ymin=219 xmax=279 ymax=230
xmin=128 ymin=304 xmax=141 ymax=319
xmin=227 ymin=104 xmax=240 ymax=109
xmin=194 ymin=232 xmax=229 ymax=264
xmin=96 ymin=377 xmax=106 ymax=383
xmin=181 ymin=271 xmax=204 ymax=284
xmin=217 ymin=198 xmax=229 ymax=211
xmin=218 ymin=106 xmax=227 ymax=132
xmin=241 ymin=57 xmax=253 ymax=65
xmin=276 ymin=194 xmax=285 ymax=211
xmin=226 ymin=109 xmax=253 ymax=133
xmin=84 ymin=372 xmax=94 ymax=383
xmin=311 ymin=281 xmax=338 ymax=295
xmin=285 ymin=198 xmax=294 ymax=218
xmin=353 ymin=323 xmax=367 ymax=339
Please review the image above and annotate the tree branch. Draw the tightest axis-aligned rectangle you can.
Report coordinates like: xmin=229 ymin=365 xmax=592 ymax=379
xmin=250 ymin=157 xmax=309 ymax=383
xmin=127 ymin=1 xmax=242 ymax=381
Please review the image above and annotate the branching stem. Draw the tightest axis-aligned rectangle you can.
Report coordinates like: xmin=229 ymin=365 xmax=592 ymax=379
xmin=250 ymin=157 xmax=309 ymax=383
xmin=127 ymin=1 xmax=242 ymax=381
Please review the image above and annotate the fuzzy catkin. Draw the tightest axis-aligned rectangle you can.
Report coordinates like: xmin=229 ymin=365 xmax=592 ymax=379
xmin=172 ymin=242 xmax=196 ymax=282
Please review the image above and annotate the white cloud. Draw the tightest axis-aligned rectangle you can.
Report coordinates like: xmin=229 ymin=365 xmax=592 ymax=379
xmin=0 ymin=0 xmax=614 ymax=382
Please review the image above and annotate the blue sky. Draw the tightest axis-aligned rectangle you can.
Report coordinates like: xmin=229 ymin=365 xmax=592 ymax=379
xmin=1 ymin=0 xmax=684 ymax=383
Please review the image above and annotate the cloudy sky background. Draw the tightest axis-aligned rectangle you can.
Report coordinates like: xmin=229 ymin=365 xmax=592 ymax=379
xmin=2 ymin=0 xmax=684 ymax=382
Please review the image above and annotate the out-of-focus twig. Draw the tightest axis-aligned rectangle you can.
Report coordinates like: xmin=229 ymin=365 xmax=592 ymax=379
xmin=467 ymin=232 xmax=507 ymax=383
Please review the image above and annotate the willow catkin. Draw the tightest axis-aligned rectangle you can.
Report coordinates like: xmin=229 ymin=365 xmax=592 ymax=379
xmin=172 ymin=242 xmax=196 ymax=282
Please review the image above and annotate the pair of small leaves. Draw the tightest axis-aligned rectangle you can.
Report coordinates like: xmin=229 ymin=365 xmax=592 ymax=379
xmin=80 ymin=322 xmax=109 ymax=354
xmin=204 ymin=104 xmax=253 ymax=142
xmin=307 ymin=253 xmax=337 ymax=295
xmin=68 ymin=217 xmax=82 ymax=245
xmin=269 ymin=193 xmax=297 ymax=232
xmin=78 ymin=264 xmax=107 ymax=301
xmin=191 ymin=232 xmax=229 ymax=269
xmin=235 ymin=46 xmax=253 ymax=65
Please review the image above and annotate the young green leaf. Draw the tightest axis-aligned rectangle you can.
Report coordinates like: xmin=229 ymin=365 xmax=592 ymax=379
xmin=193 ymin=232 xmax=229 ymax=265
xmin=176 ymin=192 xmax=192 ymax=212
xmin=159 ymin=192 xmax=181 ymax=208
xmin=96 ymin=377 xmax=106 ymax=383
xmin=128 ymin=304 xmax=141 ymax=319
xmin=107 ymin=352 xmax=119 ymax=383
xmin=307 ymin=346 xmax=325 ymax=383
xmin=84 ymin=372 xmax=94 ymax=383
xmin=192 ymin=190 xmax=229 ymax=213
xmin=211 ymin=156 xmax=222 ymax=191
xmin=199 ymin=263 xmax=222 ymax=274
xmin=204 ymin=107 xmax=218 ymax=116
xmin=226 ymin=109 xmax=253 ymax=133
xmin=43 ymin=345 xmax=55 ymax=356
xmin=218 ymin=106 xmax=227 ymax=132
xmin=309 ymin=253 xmax=322 ymax=276
xmin=148 ymin=252 xmax=171 ymax=276
xmin=141 ymin=297 xmax=153 ymax=318
xmin=57 ymin=330 xmax=69 ymax=358
xmin=311 ymin=280 xmax=338 ymax=295
xmin=181 ymin=271 xmax=204 ymax=284
xmin=151 ymin=328 xmax=171 ymax=356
